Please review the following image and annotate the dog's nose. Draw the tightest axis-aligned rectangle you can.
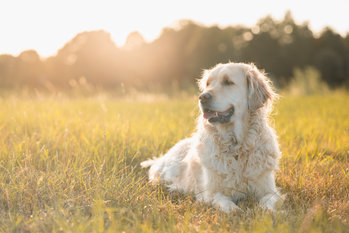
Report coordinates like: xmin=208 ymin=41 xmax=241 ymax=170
xmin=199 ymin=92 xmax=212 ymax=103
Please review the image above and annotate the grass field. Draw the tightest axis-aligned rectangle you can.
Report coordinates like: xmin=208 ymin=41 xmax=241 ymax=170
xmin=0 ymin=93 xmax=348 ymax=232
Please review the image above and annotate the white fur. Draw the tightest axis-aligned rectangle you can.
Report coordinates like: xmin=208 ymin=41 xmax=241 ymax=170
xmin=141 ymin=63 xmax=281 ymax=213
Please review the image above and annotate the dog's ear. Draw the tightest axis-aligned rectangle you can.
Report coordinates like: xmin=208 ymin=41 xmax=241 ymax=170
xmin=246 ymin=64 xmax=275 ymax=111
xmin=197 ymin=69 xmax=209 ymax=91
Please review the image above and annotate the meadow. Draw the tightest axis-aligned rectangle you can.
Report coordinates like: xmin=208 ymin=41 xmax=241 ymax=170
xmin=0 ymin=92 xmax=348 ymax=232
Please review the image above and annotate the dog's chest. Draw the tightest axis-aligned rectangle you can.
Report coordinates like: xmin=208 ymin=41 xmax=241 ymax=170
xmin=198 ymin=130 xmax=254 ymax=189
xmin=199 ymin=137 xmax=251 ymax=187
xmin=201 ymin=141 xmax=247 ymax=174
xmin=213 ymin=149 xmax=251 ymax=196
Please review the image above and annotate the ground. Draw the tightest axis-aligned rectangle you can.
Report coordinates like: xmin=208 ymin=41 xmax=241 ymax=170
xmin=0 ymin=93 xmax=348 ymax=232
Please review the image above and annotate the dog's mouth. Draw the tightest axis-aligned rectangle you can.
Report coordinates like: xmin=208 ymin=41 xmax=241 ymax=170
xmin=202 ymin=106 xmax=234 ymax=124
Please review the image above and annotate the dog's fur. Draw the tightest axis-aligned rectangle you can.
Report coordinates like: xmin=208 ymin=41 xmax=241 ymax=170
xmin=141 ymin=63 xmax=281 ymax=213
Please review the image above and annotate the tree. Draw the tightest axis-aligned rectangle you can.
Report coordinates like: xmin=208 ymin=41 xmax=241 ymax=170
xmin=313 ymin=28 xmax=347 ymax=87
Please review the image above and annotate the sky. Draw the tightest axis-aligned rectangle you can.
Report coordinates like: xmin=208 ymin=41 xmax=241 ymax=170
xmin=0 ymin=0 xmax=348 ymax=57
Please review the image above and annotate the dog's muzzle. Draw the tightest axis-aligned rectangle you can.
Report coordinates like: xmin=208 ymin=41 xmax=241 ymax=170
xmin=199 ymin=92 xmax=234 ymax=124
xmin=202 ymin=107 xmax=235 ymax=124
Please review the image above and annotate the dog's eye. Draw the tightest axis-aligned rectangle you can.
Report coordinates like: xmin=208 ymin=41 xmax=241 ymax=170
xmin=223 ymin=79 xmax=234 ymax=86
xmin=206 ymin=81 xmax=210 ymax=87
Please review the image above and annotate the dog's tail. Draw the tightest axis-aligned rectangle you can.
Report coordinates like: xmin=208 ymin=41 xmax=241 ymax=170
xmin=140 ymin=158 xmax=158 ymax=168
xmin=140 ymin=157 xmax=164 ymax=184
xmin=141 ymin=138 xmax=192 ymax=187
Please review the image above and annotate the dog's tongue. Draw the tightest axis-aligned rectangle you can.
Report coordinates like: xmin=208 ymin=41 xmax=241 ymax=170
xmin=203 ymin=111 xmax=217 ymax=120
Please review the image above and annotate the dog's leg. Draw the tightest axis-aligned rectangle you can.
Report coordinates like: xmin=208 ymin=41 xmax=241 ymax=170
xmin=196 ymin=167 xmax=242 ymax=213
xmin=250 ymin=171 xmax=283 ymax=211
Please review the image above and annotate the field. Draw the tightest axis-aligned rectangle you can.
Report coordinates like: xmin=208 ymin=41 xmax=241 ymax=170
xmin=0 ymin=93 xmax=348 ymax=232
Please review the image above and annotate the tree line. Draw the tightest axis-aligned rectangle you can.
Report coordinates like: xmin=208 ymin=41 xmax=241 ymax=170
xmin=0 ymin=12 xmax=348 ymax=91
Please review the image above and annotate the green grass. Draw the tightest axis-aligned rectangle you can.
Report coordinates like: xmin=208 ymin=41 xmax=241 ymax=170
xmin=0 ymin=93 xmax=348 ymax=232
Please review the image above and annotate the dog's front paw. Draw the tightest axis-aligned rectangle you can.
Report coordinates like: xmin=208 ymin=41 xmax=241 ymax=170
xmin=212 ymin=193 xmax=242 ymax=213
xmin=259 ymin=193 xmax=285 ymax=212
xmin=219 ymin=200 xmax=242 ymax=213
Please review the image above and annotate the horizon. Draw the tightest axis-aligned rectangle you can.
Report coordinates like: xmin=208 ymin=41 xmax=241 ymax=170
xmin=1 ymin=0 xmax=349 ymax=58
xmin=0 ymin=16 xmax=347 ymax=59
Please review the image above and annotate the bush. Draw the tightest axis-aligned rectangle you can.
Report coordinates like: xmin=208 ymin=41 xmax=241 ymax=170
xmin=286 ymin=67 xmax=330 ymax=95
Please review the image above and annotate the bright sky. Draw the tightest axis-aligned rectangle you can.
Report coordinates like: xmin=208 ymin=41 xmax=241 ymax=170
xmin=0 ymin=0 xmax=348 ymax=57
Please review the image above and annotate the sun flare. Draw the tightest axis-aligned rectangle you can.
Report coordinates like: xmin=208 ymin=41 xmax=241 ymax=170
xmin=0 ymin=0 xmax=348 ymax=57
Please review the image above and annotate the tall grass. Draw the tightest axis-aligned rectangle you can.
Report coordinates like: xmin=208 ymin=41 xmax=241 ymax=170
xmin=0 ymin=93 xmax=348 ymax=232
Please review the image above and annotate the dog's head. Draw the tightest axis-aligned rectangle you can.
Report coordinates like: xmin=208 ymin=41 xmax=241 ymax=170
xmin=198 ymin=63 xmax=276 ymax=124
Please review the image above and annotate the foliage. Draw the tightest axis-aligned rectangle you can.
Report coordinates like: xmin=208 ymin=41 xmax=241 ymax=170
xmin=0 ymin=12 xmax=349 ymax=91
xmin=0 ymin=93 xmax=348 ymax=232
xmin=285 ymin=67 xmax=330 ymax=95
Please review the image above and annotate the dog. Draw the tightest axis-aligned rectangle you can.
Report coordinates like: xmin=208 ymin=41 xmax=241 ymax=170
xmin=141 ymin=62 xmax=281 ymax=213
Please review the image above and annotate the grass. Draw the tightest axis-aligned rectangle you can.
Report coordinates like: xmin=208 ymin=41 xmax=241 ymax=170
xmin=0 ymin=93 xmax=348 ymax=232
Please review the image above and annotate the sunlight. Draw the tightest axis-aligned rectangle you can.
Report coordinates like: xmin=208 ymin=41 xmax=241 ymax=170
xmin=0 ymin=0 xmax=348 ymax=57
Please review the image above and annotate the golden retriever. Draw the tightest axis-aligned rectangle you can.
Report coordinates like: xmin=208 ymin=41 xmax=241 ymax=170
xmin=141 ymin=62 xmax=281 ymax=213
